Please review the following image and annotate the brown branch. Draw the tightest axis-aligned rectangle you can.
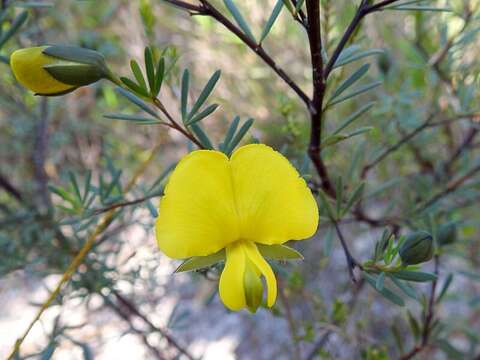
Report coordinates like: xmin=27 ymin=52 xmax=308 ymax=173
xmin=305 ymin=0 xmax=336 ymax=197
xmin=187 ymin=0 xmax=312 ymax=106
xmin=417 ymin=163 xmax=480 ymax=213
xmin=0 ymin=172 xmax=24 ymax=203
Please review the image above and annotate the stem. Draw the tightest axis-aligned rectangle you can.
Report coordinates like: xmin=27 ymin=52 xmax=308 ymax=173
xmin=333 ymin=220 xmax=362 ymax=282
xmin=305 ymin=0 xmax=336 ymax=197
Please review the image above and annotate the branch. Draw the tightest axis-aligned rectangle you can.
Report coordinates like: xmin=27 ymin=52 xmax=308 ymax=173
xmin=177 ymin=0 xmax=312 ymax=106
xmin=400 ymin=256 xmax=440 ymax=360
xmin=305 ymin=0 xmax=336 ymax=197
xmin=0 ymin=172 xmax=23 ymax=203
xmin=333 ymin=220 xmax=362 ymax=282
xmin=111 ymin=289 xmax=195 ymax=360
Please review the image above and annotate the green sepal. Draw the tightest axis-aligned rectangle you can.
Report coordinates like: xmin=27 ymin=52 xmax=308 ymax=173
xmin=43 ymin=45 xmax=107 ymax=69
xmin=174 ymin=249 xmax=225 ymax=273
xmin=35 ymin=87 xmax=78 ymax=97
xmin=257 ymin=244 xmax=304 ymax=261
xmin=43 ymin=63 xmax=105 ymax=86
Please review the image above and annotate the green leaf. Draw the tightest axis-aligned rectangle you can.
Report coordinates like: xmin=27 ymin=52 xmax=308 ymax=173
xmin=188 ymin=70 xmax=221 ymax=120
xmin=223 ymin=0 xmax=257 ymax=43
xmin=116 ymin=87 xmax=159 ymax=118
xmin=317 ymin=189 xmax=335 ymax=219
xmin=329 ymin=64 xmax=371 ymax=101
xmin=295 ymin=0 xmax=305 ymax=12
xmin=257 ymin=244 xmax=303 ymax=260
xmin=175 ymin=249 xmax=225 ymax=272
xmin=436 ymin=273 xmax=453 ymax=304
xmin=392 ymin=270 xmax=437 ymax=282
xmin=103 ymin=113 xmax=160 ymax=123
xmin=224 ymin=118 xmax=254 ymax=155
xmin=364 ymin=272 xmax=405 ymax=306
xmin=389 ymin=275 xmax=418 ymax=300
xmin=130 ymin=60 xmax=147 ymax=91
xmin=332 ymin=102 xmax=375 ymax=136
xmin=335 ymin=176 xmax=343 ymax=218
xmin=281 ymin=0 xmax=295 ymax=14
xmin=190 ymin=123 xmax=214 ymax=149
xmin=181 ymin=69 xmax=190 ymax=122
xmin=68 ymin=171 xmax=82 ymax=202
xmin=333 ymin=48 xmax=385 ymax=69
xmin=260 ymin=0 xmax=283 ymax=43
xmin=185 ymin=104 xmax=219 ymax=126
xmin=221 ymin=116 xmax=240 ymax=152
xmin=376 ymin=272 xmax=385 ymax=291
xmin=328 ymin=81 xmax=382 ymax=107
xmin=120 ymin=77 xmax=150 ymax=97
xmin=407 ymin=310 xmax=421 ymax=339
xmin=342 ymin=182 xmax=365 ymax=216
xmin=144 ymin=47 xmax=156 ymax=93
xmin=0 ymin=11 xmax=28 ymax=49
xmin=154 ymin=58 xmax=165 ymax=97
xmin=387 ymin=5 xmax=452 ymax=12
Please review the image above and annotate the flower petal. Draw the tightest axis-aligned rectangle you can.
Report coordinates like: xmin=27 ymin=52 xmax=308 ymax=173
xmin=231 ymin=144 xmax=319 ymax=244
xmin=156 ymin=150 xmax=239 ymax=259
xmin=219 ymin=242 xmax=247 ymax=311
xmin=10 ymin=47 xmax=75 ymax=95
xmin=244 ymin=241 xmax=277 ymax=307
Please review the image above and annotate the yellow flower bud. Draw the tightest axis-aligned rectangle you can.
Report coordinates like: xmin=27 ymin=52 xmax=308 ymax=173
xmin=10 ymin=45 xmax=112 ymax=96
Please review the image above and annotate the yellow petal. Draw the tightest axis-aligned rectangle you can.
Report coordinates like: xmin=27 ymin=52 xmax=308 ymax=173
xmin=219 ymin=242 xmax=247 ymax=311
xmin=155 ymin=150 xmax=239 ymax=259
xmin=10 ymin=47 xmax=75 ymax=95
xmin=244 ymin=241 xmax=277 ymax=307
xmin=231 ymin=144 xmax=319 ymax=244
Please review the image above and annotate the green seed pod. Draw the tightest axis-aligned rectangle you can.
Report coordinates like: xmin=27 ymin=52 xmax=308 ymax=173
xmin=437 ymin=222 xmax=457 ymax=246
xmin=243 ymin=259 xmax=263 ymax=313
xmin=399 ymin=231 xmax=434 ymax=265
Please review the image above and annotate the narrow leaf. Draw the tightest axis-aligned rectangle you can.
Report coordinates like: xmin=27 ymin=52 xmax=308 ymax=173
xmin=333 ymin=48 xmax=385 ymax=69
xmin=130 ymin=60 xmax=147 ymax=90
xmin=115 ymin=87 xmax=159 ymax=118
xmin=188 ymin=70 xmax=221 ymax=119
xmin=332 ymin=102 xmax=375 ymax=136
xmin=223 ymin=0 xmax=257 ymax=43
xmin=185 ymin=104 xmax=219 ymax=126
xmin=144 ymin=47 xmax=156 ymax=93
xmin=260 ymin=0 xmax=283 ymax=43
xmin=190 ymin=123 xmax=214 ymax=149
xmin=364 ymin=272 xmax=405 ymax=306
xmin=221 ymin=116 xmax=240 ymax=152
xmin=120 ymin=77 xmax=150 ymax=98
xmin=0 ymin=11 xmax=28 ymax=48
xmin=181 ymin=69 xmax=190 ymax=122
xmin=154 ymin=58 xmax=165 ymax=96
xmin=392 ymin=270 xmax=437 ymax=282
xmin=224 ymin=118 xmax=254 ymax=155
xmin=328 ymin=81 xmax=382 ymax=107
xmin=329 ymin=64 xmax=371 ymax=101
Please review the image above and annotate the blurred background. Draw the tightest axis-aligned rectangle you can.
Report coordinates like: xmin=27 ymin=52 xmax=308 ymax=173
xmin=0 ymin=0 xmax=479 ymax=359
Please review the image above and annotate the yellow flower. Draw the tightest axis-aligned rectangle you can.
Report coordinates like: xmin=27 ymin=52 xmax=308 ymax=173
xmin=155 ymin=144 xmax=319 ymax=312
xmin=10 ymin=45 xmax=110 ymax=96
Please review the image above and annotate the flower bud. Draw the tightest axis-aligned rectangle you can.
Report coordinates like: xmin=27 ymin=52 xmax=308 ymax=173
xmin=243 ymin=260 xmax=263 ymax=313
xmin=399 ymin=231 xmax=434 ymax=265
xmin=10 ymin=45 xmax=112 ymax=96
xmin=437 ymin=222 xmax=457 ymax=246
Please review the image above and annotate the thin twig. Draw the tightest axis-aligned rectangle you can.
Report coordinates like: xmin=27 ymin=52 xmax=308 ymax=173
xmin=111 ymin=289 xmax=196 ymax=360
xmin=278 ymin=281 xmax=301 ymax=360
xmin=333 ymin=220 xmax=362 ymax=282
xmin=400 ymin=256 xmax=440 ymax=360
